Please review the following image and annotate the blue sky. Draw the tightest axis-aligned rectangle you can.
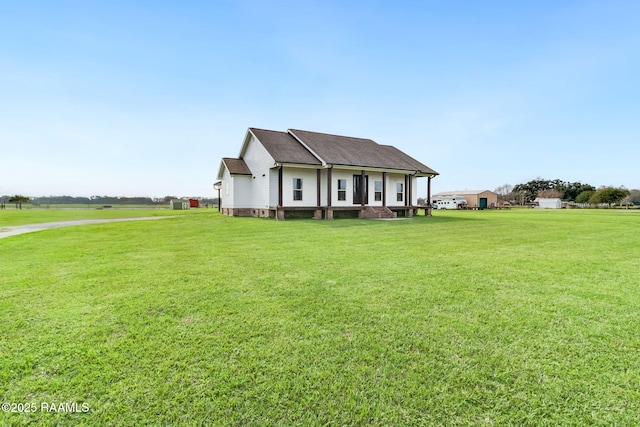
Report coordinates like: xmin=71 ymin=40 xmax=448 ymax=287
xmin=2 ymin=0 xmax=639 ymax=198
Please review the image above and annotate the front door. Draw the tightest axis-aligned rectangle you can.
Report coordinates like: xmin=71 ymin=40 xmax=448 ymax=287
xmin=353 ymin=175 xmax=368 ymax=204
xmin=479 ymin=198 xmax=488 ymax=209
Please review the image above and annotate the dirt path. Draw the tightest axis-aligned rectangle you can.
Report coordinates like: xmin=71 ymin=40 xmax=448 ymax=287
xmin=0 ymin=217 xmax=175 ymax=239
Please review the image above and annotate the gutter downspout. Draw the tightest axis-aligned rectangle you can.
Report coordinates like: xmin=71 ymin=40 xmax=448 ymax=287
xmin=326 ymin=165 xmax=333 ymax=219
xmin=277 ymin=163 xmax=283 ymax=220
xmin=427 ymin=174 xmax=434 ymax=216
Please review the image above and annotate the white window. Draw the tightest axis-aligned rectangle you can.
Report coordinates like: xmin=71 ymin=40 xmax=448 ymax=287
xmin=374 ymin=181 xmax=382 ymax=201
xmin=337 ymin=179 xmax=346 ymax=201
xmin=293 ymin=178 xmax=303 ymax=201
xmin=396 ymin=183 xmax=403 ymax=202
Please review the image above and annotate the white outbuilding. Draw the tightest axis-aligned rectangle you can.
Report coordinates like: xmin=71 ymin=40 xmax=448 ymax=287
xmin=537 ymin=198 xmax=562 ymax=209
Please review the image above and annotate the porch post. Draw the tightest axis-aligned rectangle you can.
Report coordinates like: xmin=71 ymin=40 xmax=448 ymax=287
xmin=361 ymin=170 xmax=366 ymax=206
xmin=278 ymin=166 xmax=283 ymax=207
xmin=326 ymin=167 xmax=333 ymax=220
xmin=404 ymin=175 xmax=409 ymax=206
xmin=316 ymin=169 xmax=321 ymax=207
xmin=327 ymin=167 xmax=332 ymax=207
xmin=427 ymin=176 xmax=432 ymax=217
xmin=382 ymin=172 xmax=386 ymax=207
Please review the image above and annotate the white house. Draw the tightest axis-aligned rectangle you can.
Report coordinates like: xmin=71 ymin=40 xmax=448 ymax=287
xmin=216 ymin=128 xmax=439 ymax=219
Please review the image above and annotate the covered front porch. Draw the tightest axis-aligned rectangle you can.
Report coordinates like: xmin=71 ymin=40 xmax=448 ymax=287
xmin=274 ymin=164 xmax=436 ymax=220
xmin=269 ymin=204 xmax=431 ymax=220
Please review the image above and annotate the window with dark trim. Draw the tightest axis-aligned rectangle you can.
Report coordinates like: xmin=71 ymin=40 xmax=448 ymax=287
xmin=374 ymin=181 xmax=382 ymax=201
xmin=293 ymin=178 xmax=303 ymax=201
xmin=337 ymin=179 xmax=346 ymax=201
xmin=396 ymin=183 xmax=403 ymax=202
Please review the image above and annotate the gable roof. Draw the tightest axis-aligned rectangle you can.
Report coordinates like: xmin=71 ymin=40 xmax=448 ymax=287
xmin=249 ymin=128 xmax=321 ymax=165
xmin=288 ymin=129 xmax=379 ymax=167
xmin=288 ymin=129 xmax=438 ymax=175
xmin=220 ymin=127 xmax=438 ymax=178
xmin=221 ymin=157 xmax=251 ymax=175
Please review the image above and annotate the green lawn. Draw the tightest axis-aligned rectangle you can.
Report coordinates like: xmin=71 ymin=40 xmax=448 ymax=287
xmin=0 ymin=207 xmax=192 ymax=227
xmin=1 ymin=209 xmax=639 ymax=425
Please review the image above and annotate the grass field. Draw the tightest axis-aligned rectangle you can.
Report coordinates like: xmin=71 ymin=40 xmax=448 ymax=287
xmin=1 ymin=203 xmax=173 ymax=210
xmin=1 ymin=209 xmax=639 ymax=425
xmin=0 ymin=207 xmax=193 ymax=227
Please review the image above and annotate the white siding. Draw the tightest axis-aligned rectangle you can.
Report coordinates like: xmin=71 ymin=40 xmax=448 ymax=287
xmin=220 ymin=167 xmax=234 ymax=209
xmin=331 ymin=170 xmax=354 ymax=206
xmin=368 ymin=172 xmax=384 ymax=207
xmin=233 ymin=176 xmax=253 ymax=208
xmin=329 ymin=170 xmax=385 ymax=206
xmin=282 ymin=168 xmax=318 ymax=207
xmin=242 ymin=134 xmax=276 ymax=209
xmin=386 ymin=173 xmax=406 ymax=207
xmin=319 ymin=169 xmax=328 ymax=206
xmin=219 ymin=167 xmax=253 ymax=209
xmin=269 ymin=168 xmax=279 ymax=207
xmin=268 ymin=167 xmax=322 ymax=207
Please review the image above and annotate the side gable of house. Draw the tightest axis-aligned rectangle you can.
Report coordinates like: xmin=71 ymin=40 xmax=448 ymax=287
xmin=219 ymin=158 xmax=251 ymax=177
xmin=249 ymin=128 xmax=321 ymax=166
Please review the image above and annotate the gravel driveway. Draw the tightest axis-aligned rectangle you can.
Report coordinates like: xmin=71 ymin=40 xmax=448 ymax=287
xmin=0 ymin=217 xmax=174 ymax=239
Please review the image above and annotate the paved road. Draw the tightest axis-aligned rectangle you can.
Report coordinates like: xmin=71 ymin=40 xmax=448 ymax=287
xmin=0 ymin=217 xmax=174 ymax=239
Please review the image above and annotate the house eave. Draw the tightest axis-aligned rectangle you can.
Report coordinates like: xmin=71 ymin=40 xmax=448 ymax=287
xmin=216 ymin=161 xmax=226 ymax=180
xmin=273 ymin=162 xmax=323 ymax=169
xmin=273 ymin=162 xmax=437 ymax=176
xmin=239 ymin=129 xmax=254 ymax=158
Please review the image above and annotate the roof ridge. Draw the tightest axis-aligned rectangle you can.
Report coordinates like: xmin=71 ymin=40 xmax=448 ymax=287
xmin=288 ymin=128 xmax=375 ymax=142
xmin=249 ymin=127 xmax=288 ymax=134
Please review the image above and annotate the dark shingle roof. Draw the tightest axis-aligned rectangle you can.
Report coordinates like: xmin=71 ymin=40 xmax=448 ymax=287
xmin=224 ymin=127 xmax=438 ymax=176
xmin=289 ymin=129 xmax=438 ymax=175
xmin=378 ymin=145 xmax=439 ymax=175
xmin=289 ymin=129 xmax=378 ymax=166
xmin=222 ymin=157 xmax=251 ymax=175
xmin=249 ymin=128 xmax=322 ymax=165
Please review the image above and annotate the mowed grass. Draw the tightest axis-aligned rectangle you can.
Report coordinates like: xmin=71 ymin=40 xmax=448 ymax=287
xmin=1 ymin=209 xmax=639 ymax=425
xmin=0 ymin=207 xmax=188 ymax=227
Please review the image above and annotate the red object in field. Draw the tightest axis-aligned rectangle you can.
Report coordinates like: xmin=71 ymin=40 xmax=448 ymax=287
xmin=189 ymin=199 xmax=199 ymax=208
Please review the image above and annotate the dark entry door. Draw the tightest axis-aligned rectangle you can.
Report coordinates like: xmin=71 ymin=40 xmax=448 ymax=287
xmin=353 ymin=175 xmax=368 ymax=204
xmin=479 ymin=198 xmax=488 ymax=209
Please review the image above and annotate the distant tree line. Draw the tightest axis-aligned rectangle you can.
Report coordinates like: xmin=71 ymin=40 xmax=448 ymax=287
xmin=0 ymin=195 xmax=30 ymax=209
xmin=495 ymin=178 xmax=637 ymax=207
xmin=0 ymin=195 xmax=219 ymax=207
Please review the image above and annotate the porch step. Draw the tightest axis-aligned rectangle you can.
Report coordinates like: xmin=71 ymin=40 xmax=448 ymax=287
xmin=361 ymin=206 xmax=397 ymax=219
